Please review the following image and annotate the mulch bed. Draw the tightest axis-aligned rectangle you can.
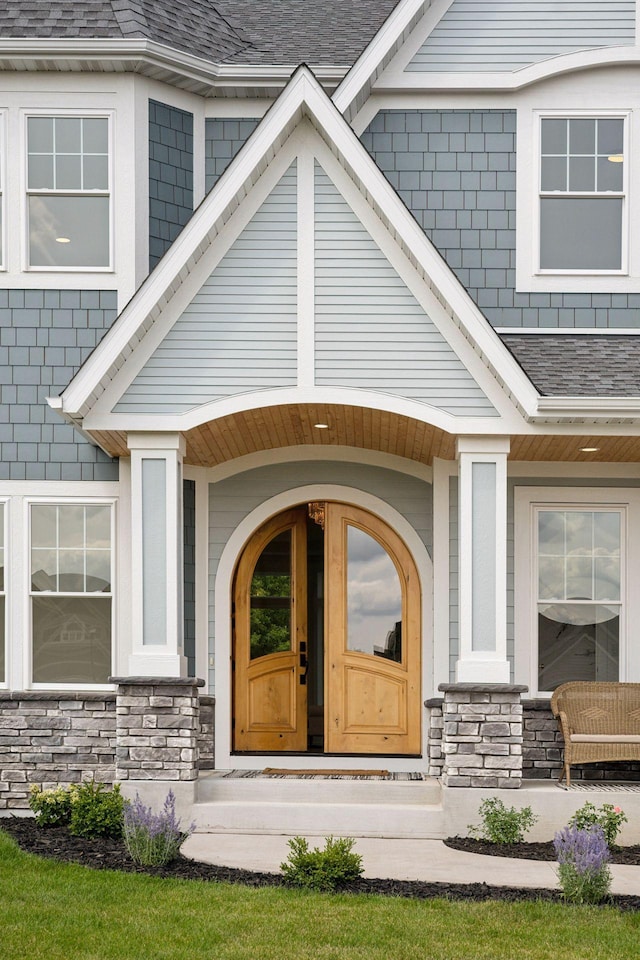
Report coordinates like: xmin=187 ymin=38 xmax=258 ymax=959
xmin=444 ymin=837 xmax=640 ymax=866
xmin=2 ymin=818 xmax=640 ymax=910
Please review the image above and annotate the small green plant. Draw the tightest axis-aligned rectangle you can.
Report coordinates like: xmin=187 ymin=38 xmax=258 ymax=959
xmin=68 ymin=781 xmax=125 ymax=839
xmin=568 ymin=802 xmax=627 ymax=849
xmin=280 ymin=836 xmax=364 ymax=891
xmin=123 ymin=790 xmax=195 ymax=866
xmin=554 ymin=823 xmax=612 ymax=904
xmin=28 ymin=783 xmax=74 ymax=826
xmin=469 ymin=797 xmax=538 ymax=844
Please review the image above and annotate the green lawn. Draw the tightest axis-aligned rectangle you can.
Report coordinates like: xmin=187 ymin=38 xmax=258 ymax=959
xmin=1 ymin=830 xmax=639 ymax=960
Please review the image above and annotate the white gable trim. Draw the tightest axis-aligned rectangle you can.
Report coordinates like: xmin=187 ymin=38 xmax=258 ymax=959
xmin=332 ymin=0 xmax=433 ymax=121
xmin=373 ymin=46 xmax=640 ymax=95
xmin=58 ymin=66 xmax=538 ymax=429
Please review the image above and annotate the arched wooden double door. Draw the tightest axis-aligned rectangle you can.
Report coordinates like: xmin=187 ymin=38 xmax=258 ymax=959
xmin=233 ymin=503 xmax=421 ymax=755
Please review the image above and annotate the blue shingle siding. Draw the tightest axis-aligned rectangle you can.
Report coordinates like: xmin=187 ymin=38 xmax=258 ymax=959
xmin=183 ymin=478 xmax=196 ymax=677
xmin=149 ymin=100 xmax=194 ymax=270
xmin=205 ymin=118 xmax=260 ymax=193
xmin=0 ymin=289 xmax=119 ymax=481
xmin=362 ymin=110 xmax=640 ymax=329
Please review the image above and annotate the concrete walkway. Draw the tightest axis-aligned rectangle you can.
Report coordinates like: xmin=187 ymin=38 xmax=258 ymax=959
xmin=182 ymin=833 xmax=640 ymax=896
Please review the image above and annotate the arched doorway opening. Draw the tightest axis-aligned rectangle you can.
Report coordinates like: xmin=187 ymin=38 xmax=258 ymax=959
xmin=232 ymin=502 xmax=421 ymax=755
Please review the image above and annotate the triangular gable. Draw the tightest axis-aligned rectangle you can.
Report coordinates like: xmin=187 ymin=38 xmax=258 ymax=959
xmin=314 ymin=163 xmax=496 ymax=417
xmin=115 ymin=164 xmax=298 ymax=414
xmin=57 ymin=65 xmax=538 ymax=432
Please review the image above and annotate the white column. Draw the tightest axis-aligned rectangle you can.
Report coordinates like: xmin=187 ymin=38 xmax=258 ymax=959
xmin=127 ymin=433 xmax=187 ymax=677
xmin=456 ymin=437 xmax=510 ymax=683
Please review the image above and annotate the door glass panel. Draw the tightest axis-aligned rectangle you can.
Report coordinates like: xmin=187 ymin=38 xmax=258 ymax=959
xmin=346 ymin=525 xmax=402 ymax=662
xmin=249 ymin=530 xmax=292 ymax=660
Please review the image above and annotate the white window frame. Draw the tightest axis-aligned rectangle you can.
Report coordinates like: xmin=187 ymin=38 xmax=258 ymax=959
xmin=0 ymin=499 xmax=7 ymax=688
xmin=514 ymin=486 xmax=640 ymax=697
xmin=23 ymin=109 xmax=114 ymax=274
xmin=0 ymin=110 xmax=6 ymax=272
xmin=27 ymin=497 xmax=117 ymax=691
xmin=516 ymin=107 xmax=639 ymax=294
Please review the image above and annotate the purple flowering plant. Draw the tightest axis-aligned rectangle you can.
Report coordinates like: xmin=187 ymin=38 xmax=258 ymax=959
xmin=123 ymin=790 xmax=196 ymax=866
xmin=553 ymin=823 xmax=612 ymax=904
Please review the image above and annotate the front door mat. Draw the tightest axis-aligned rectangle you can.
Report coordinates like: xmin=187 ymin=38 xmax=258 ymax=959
xmin=262 ymin=768 xmax=390 ymax=778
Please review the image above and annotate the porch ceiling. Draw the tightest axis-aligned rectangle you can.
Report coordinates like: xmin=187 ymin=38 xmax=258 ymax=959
xmin=89 ymin=406 xmax=640 ymax=467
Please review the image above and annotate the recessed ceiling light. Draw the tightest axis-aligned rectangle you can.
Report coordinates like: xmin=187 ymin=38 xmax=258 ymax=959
xmin=580 ymin=447 xmax=599 ymax=453
xmin=314 ymin=423 xmax=329 ymax=429
xmin=607 ymin=155 xmax=624 ymax=163
xmin=55 ymin=236 xmax=71 ymax=244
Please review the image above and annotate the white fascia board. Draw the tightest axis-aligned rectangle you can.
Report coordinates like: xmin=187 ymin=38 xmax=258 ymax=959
xmin=535 ymin=397 xmax=640 ymax=422
xmin=62 ymin=65 xmax=538 ymax=423
xmin=332 ymin=0 xmax=429 ymax=119
xmin=374 ymin=46 xmax=640 ymax=93
xmin=0 ymin=38 xmax=347 ymax=91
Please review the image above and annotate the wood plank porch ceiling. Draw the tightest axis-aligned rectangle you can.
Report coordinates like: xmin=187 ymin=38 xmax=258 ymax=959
xmin=89 ymin=405 xmax=640 ymax=467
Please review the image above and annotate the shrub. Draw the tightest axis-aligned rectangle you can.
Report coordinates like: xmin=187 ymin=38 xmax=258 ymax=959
xmin=554 ymin=824 xmax=612 ymax=905
xmin=68 ymin=782 xmax=125 ymax=840
xmin=28 ymin=784 xmax=74 ymax=827
xmin=568 ymin=802 xmax=627 ymax=849
xmin=280 ymin=836 xmax=364 ymax=891
xmin=123 ymin=790 xmax=195 ymax=866
xmin=468 ymin=797 xmax=538 ymax=844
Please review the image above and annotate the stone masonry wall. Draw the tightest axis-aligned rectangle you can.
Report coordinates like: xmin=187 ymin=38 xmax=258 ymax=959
xmin=428 ymin=697 xmax=640 ymax=782
xmin=0 ymin=692 xmax=117 ymax=809
xmin=113 ymin=678 xmax=203 ymax=782
xmin=432 ymin=684 xmax=525 ymax=788
xmin=0 ymin=687 xmax=214 ymax=809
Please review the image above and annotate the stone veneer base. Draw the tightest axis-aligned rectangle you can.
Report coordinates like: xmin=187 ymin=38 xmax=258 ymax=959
xmin=0 ymin=685 xmax=215 ymax=810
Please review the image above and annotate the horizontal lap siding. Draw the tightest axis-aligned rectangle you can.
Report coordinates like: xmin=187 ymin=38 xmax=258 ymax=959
xmin=407 ymin=0 xmax=636 ymax=72
xmin=314 ymin=164 xmax=496 ymax=416
xmin=116 ymin=164 xmax=298 ymax=414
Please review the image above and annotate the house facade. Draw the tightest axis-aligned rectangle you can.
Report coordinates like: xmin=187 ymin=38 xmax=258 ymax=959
xmin=2 ymin=0 xmax=640 ymax=828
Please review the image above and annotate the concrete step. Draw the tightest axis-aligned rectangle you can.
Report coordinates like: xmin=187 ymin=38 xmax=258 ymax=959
xmin=192 ymin=772 xmax=444 ymax=838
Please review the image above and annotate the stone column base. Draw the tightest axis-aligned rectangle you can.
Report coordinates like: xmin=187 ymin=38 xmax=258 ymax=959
xmin=111 ymin=676 xmax=205 ymax=785
xmin=438 ymin=683 xmax=527 ymax=788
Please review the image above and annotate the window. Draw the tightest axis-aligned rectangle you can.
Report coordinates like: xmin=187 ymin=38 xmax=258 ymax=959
xmin=30 ymin=503 xmax=113 ymax=684
xmin=0 ymin=113 xmax=4 ymax=269
xmin=27 ymin=115 xmax=110 ymax=268
xmin=539 ymin=116 xmax=625 ymax=272
xmin=514 ymin=487 xmax=640 ymax=696
xmin=536 ymin=508 xmax=621 ymax=691
xmin=0 ymin=504 xmax=5 ymax=684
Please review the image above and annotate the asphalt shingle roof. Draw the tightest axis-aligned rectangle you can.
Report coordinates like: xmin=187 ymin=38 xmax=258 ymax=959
xmin=501 ymin=334 xmax=640 ymax=398
xmin=0 ymin=1 xmax=401 ymax=66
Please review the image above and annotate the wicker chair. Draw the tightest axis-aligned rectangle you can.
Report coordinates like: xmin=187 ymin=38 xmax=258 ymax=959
xmin=550 ymin=682 xmax=640 ymax=786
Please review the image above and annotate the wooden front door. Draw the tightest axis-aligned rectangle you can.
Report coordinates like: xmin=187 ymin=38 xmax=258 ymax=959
xmin=233 ymin=502 xmax=421 ymax=755
xmin=233 ymin=508 xmax=308 ymax=752
xmin=324 ymin=503 xmax=421 ymax=755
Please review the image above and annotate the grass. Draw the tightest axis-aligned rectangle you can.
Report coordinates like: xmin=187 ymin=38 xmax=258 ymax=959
xmin=1 ymin=830 xmax=640 ymax=960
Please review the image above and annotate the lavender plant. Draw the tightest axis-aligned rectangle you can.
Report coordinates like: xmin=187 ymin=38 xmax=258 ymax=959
xmin=554 ymin=824 xmax=612 ymax=905
xmin=123 ymin=790 xmax=196 ymax=866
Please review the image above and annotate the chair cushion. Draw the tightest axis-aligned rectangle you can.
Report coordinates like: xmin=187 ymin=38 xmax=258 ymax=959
xmin=570 ymin=734 xmax=640 ymax=743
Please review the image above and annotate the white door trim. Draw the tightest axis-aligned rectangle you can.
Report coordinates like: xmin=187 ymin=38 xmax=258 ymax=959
xmin=213 ymin=483 xmax=433 ymax=771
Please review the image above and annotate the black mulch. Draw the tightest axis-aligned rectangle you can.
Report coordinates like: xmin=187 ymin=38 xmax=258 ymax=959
xmin=444 ymin=836 xmax=640 ymax=866
xmin=1 ymin=818 xmax=640 ymax=910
